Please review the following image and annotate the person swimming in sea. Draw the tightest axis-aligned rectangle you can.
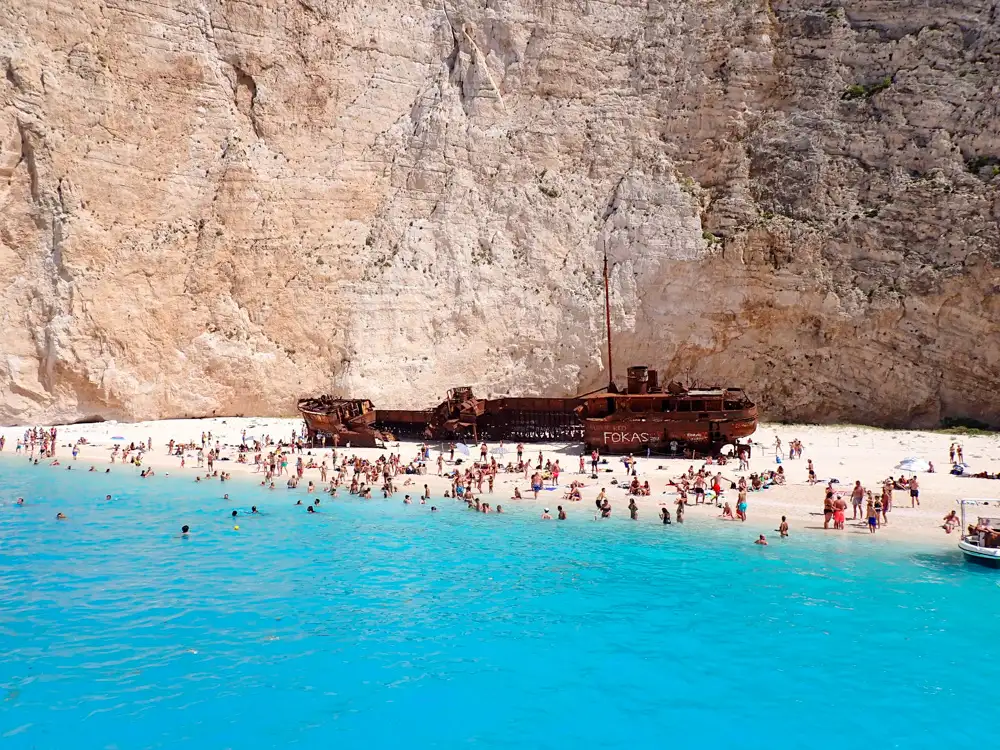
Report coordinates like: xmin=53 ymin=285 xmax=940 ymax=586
xmin=181 ymin=525 xmax=190 ymax=535
xmin=295 ymin=499 xmax=303 ymax=505
xmin=231 ymin=510 xmax=238 ymax=518
xmin=755 ymin=534 xmax=768 ymax=546
xmin=251 ymin=506 xmax=258 ymax=514
xmin=307 ymin=505 xmax=316 ymax=513
xmin=224 ymin=493 xmax=230 ymax=500
xmin=431 ymin=506 xmax=438 ymax=512
xmin=558 ymin=505 xmax=567 ymax=520
xmin=56 ymin=512 xmax=66 ymax=520
xmin=15 ymin=497 xmax=24 ymax=505
xmin=541 ymin=508 xmax=552 ymax=520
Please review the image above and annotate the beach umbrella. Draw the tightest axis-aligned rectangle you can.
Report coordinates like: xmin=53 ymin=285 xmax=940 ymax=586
xmin=455 ymin=442 xmax=471 ymax=456
xmin=895 ymin=457 xmax=930 ymax=473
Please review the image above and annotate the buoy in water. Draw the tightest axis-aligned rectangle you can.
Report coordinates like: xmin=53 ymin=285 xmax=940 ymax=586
xmin=234 ymin=525 xmax=239 ymax=530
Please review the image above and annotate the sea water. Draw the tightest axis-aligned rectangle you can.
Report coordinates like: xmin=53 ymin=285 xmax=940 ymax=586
xmin=0 ymin=458 xmax=996 ymax=749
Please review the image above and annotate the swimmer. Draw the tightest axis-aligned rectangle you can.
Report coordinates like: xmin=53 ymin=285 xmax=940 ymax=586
xmin=755 ymin=534 xmax=768 ymax=546
xmin=195 ymin=477 xmax=201 ymax=482
xmin=307 ymin=505 xmax=316 ymax=513
xmin=16 ymin=497 xmax=24 ymax=505
xmin=56 ymin=512 xmax=66 ymax=520
xmin=295 ymin=499 xmax=302 ymax=505
xmin=778 ymin=516 xmax=789 ymax=537
xmin=224 ymin=493 xmax=230 ymax=500
xmin=313 ymin=498 xmax=320 ymax=506
xmin=105 ymin=495 xmax=112 ymax=501
xmin=181 ymin=525 xmax=190 ymax=535
xmin=105 ymin=468 xmax=110 ymax=473
xmin=403 ymin=495 xmax=412 ymax=504
xmin=431 ymin=506 xmax=438 ymax=512
xmin=420 ymin=497 xmax=426 ymax=504
xmin=496 ymin=505 xmax=503 ymax=513
xmin=251 ymin=506 xmax=258 ymax=514
xmin=231 ymin=510 xmax=238 ymax=517
xmin=557 ymin=506 xmax=567 ymax=520
xmin=541 ymin=508 xmax=552 ymax=520
xmin=89 ymin=466 xmax=95 ymax=472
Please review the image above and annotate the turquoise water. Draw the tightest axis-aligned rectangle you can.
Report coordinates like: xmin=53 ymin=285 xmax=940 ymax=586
xmin=1 ymin=459 xmax=996 ymax=749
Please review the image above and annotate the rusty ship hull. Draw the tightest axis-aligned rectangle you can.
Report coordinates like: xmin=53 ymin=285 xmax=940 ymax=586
xmin=297 ymin=397 xmax=387 ymax=448
xmin=301 ymin=373 xmax=757 ymax=454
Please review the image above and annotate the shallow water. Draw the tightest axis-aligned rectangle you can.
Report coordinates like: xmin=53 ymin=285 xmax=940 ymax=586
xmin=0 ymin=459 xmax=995 ymax=749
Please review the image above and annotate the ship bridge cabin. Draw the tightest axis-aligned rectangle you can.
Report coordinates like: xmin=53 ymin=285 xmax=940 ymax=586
xmin=580 ymin=367 xmax=755 ymax=419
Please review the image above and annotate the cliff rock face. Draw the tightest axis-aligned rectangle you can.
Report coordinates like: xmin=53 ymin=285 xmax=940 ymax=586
xmin=1 ymin=0 xmax=999 ymax=427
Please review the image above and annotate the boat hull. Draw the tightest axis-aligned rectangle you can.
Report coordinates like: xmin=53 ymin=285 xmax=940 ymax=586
xmin=959 ymin=540 xmax=1000 ymax=568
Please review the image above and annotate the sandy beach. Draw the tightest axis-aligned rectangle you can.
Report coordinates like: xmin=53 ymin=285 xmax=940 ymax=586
xmin=3 ymin=418 xmax=999 ymax=546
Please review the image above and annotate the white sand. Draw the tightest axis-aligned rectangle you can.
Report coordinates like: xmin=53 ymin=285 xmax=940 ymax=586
xmin=3 ymin=418 xmax=999 ymax=546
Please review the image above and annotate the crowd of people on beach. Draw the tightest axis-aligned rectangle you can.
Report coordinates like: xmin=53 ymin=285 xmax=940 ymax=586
xmin=4 ymin=424 xmax=986 ymax=547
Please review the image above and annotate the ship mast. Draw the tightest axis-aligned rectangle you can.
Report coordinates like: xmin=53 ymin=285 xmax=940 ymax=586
xmin=603 ymin=250 xmax=614 ymax=391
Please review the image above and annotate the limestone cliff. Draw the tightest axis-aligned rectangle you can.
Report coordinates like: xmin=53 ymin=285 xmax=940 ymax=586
xmin=1 ymin=0 xmax=998 ymax=427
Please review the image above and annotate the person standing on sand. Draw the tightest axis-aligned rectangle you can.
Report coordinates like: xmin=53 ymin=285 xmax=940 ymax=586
xmin=909 ymin=475 xmax=920 ymax=507
xmin=516 ymin=443 xmax=523 ymax=462
xmin=866 ymin=498 xmax=878 ymax=533
xmin=850 ymin=481 xmax=864 ymax=520
xmin=591 ymin=449 xmax=600 ymax=474
xmin=949 ymin=443 xmax=956 ymax=464
xmin=957 ymin=445 xmax=964 ymax=464
xmin=823 ymin=487 xmax=835 ymax=529
xmin=579 ymin=455 xmax=585 ymax=474
xmin=774 ymin=436 xmax=783 ymax=458
xmin=807 ymin=459 xmax=817 ymax=484
xmin=531 ymin=472 xmax=542 ymax=500
xmin=835 ymin=495 xmax=848 ymax=530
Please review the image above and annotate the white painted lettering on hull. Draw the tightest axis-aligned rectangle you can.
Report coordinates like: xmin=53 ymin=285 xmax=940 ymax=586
xmin=602 ymin=431 xmax=652 ymax=444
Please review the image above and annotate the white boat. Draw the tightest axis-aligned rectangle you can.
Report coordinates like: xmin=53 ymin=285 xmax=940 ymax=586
xmin=956 ymin=499 xmax=1000 ymax=568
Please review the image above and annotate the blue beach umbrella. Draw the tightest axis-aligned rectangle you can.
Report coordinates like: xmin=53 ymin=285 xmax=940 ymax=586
xmin=455 ymin=443 xmax=471 ymax=456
